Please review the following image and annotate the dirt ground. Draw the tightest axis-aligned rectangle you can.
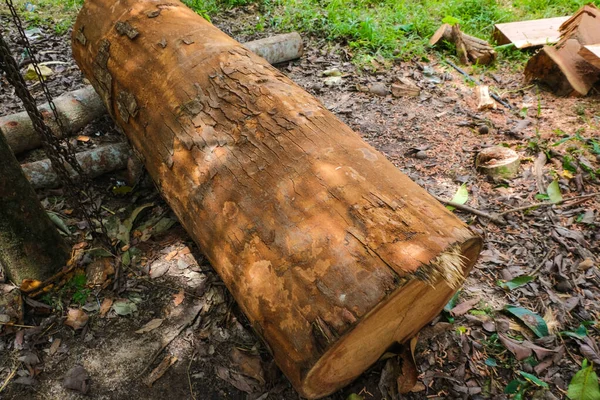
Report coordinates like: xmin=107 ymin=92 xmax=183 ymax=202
xmin=1 ymin=6 xmax=600 ymax=400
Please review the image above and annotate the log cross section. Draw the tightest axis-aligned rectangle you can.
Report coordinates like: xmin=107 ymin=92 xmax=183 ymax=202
xmin=72 ymin=1 xmax=482 ymax=397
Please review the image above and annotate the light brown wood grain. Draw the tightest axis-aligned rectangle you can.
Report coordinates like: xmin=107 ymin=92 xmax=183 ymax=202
xmin=71 ymin=1 xmax=482 ymax=397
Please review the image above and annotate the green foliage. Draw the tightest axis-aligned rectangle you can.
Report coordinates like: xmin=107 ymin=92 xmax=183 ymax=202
xmin=567 ymin=359 xmax=600 ymax=400
xmin=504 ymin=305 xmax=549 ymax=337
xmin=66 ymin=272 xmax=90 ymax=305
xmin=498 ymin=275 xmax=535 ymax=291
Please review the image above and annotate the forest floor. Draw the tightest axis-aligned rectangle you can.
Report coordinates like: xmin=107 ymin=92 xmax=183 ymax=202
xmin=1 ymin=3 xmax=600 ymax=400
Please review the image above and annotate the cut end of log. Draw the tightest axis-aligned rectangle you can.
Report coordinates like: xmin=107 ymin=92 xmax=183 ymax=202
xmin=299 ymin=237 xmax=482 ymax=399
xmin=476 ymin=146 xmax=520 ymax=180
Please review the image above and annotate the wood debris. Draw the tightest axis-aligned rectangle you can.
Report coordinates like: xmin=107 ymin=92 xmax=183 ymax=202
xmin=524 ymin=4 xmax=600 ymax=96
xmin=476 ymin=85 xmax=496 ymax=110
xmin=579 ymin=44 xmax=600 ymax=68
xmin=494 ymin=16 xmax=570 ymax=49
xmin=429 ymin=23 xmax=496 ymax=65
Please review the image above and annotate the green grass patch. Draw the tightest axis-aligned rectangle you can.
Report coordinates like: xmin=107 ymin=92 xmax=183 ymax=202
xmin=5 ymin=0 xmax=600 ymax=64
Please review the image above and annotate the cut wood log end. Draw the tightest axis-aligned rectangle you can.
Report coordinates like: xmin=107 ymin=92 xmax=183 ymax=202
xmin=298 ymin=237 xmax=481 ymax=399
xmin=476 ymin=146 xmax=520 ymax=180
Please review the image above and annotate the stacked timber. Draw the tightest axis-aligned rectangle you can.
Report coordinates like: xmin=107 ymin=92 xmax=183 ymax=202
xmin=71 ymin=0 xmax=482 ymax=398
xmin=525 ymin=4 xmax=600 ymax=96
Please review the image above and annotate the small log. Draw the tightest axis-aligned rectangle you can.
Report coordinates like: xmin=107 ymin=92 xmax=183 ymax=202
xmin=72 ymin=1 xmax=482 ymax=397
xmin=0 ymin=86 xmax=105 ymax=155
xmin=476 ymin=146 xmax=520 ymax=180
xmin=21 ymin=143 xmax=130 ymax=189
xmin=493 ymin=16 xmax=569 ymax=49
xmin=243 ymin=32 xmax=303 ymax=65
xmin=476 ymin=85 xmax=496 ymax=110
xmin=0 ymin=34 xmax=304 ymax=155
xmin=429 ymin=23 xmax=496 ymax=65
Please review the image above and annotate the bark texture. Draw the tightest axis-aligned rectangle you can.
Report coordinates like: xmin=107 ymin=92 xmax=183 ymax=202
xmin=72 ymin=1 xmax=482 ymax=397
xmin=0 ymin=131 xmax=69 ymax=284
xmin=0 ymin=86 xmax=105 ymax=154
xmin=21 ymin=142 xmax=130 ymax=189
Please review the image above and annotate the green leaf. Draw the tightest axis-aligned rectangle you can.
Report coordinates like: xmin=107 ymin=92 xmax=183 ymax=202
xmin=446 ymin=184 xmax=469 ymax=211
xmin=442 ymin=15 xmax=461 ymax=25
xmin=562 ymin=325 xmax=588 ymax=340
xmin=519 ymin=371 xmax=548 ymax=388
xmin=499 ymin=275 xmax=535 ymax=291
xmin=23 ymin=64 xmax=53 ymax=80
xmin=347 ymin=394 xmax=364 ymax=400
xmin=444 ymin=291 xmax=460 ymax=313
xmin=112 ymin=300 xmax=138 ymax=316
xmin=504 ymin=305 xmax=549 ymax=337
xmin=535 ymin=193 xmax=550 ymax=201
xmin=485 ymin=358 xmax=498 ymax=367
xmin=547 ymin=180 xmax=563 ymax=204
xmin=567 ymin=359 xmax=600 ymax=400
xmin=505 ymin=379 xmax=524 ymax=394
xmin=47 ymin=211 xmax=71 ymax=236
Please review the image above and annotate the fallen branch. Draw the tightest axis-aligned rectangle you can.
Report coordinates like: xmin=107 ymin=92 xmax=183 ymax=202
xmin=430 ymin=193 xmax=507 ymax=225
xmin=0 ymin=86 xmax=105 ymax=154
xmin=21 ymin=142 xmax=130 ymax=189
xmin=498 ymin=192 xmax=599 ymax=217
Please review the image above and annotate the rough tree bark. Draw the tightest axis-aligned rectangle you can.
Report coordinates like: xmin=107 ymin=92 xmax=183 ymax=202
xmin=0 ymin=131 xmax=70 ymax=284
xmin=72 ymin=1 xmax=482 ymax=398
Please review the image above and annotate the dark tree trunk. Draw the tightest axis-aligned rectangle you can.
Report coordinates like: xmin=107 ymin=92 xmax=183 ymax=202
xmin=0 ymin=131 xmax=69 ymax=283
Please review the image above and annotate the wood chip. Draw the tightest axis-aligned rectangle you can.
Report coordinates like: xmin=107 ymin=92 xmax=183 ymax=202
xmin=145 ymin=355 xmax=177 ymax=387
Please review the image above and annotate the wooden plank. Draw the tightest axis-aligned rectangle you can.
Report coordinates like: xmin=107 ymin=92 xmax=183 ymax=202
xmin=580 ymin=44 xmax=600 ymax=69
xmin=494 ymin=16 xmax=570 ymax=48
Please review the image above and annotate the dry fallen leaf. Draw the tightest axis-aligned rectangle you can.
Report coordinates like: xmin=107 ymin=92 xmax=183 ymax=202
xmin=20 ymin=279 xmax=42 ymax=293
xmin=173 ymin=289 xmax=185 ymax=306
xmin=135 ymin=318 xmax=164 ymax=334
xmin=99 ymin=298 xmax=113 ymax=317
xmin=49 ymin=338 xmax=61 ymax=356
xmin=230 ymin=348 xmax=265 ymax=385
xmin=76 ymin=135 xmax=90 ymax=142
xmin=64 ymin=308 xmax=89 ymax=330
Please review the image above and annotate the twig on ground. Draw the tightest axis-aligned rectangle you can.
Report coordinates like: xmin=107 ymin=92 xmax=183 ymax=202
xmin=187 ymin=351 xmax=197 ymax=400
xmin=430 ymin=193 xmax=506 ymax=225
xmin=498 ymin=193 xmax=599 ymax=217
xmin=530 ymin=248 xmax=555 ymax=276
xmin=0 ymin=364 xmax=19 ymax=393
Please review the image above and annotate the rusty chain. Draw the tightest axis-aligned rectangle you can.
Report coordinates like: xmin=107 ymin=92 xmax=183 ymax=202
xmin=1 ymin=0 xmax=110 ymax=246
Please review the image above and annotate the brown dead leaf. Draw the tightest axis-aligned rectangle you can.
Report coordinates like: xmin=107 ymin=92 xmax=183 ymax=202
xmin=76 ymin=135 xmax=90 ymax=142
xmin=165 ymin=250 xmax=178 ymax=261
xmin=173 ymin=289 xmax=185 ymax=307
xmin=230 ymin=348 xmax=265 ymax=385
xmin=145 ymin=355 xmax=177 ymax=387
xmin=215 ymin=365 xmax=260 ymax=393
xmin=522 ymin=340 xmax=555 ymax=360
xmin=86 ymin=257 xmax=115 ymax=286
xmin=498 ymin=333 xmax=532 ymax=361
xmin=450 ymin=297 xmax=480 ymax=317
xmin=64 ymin=308 xmax=89 ymax=330
xmin=49 ymin=338 xmax=61 ymax=356
xmin=135 ymin=318 xmax=163 ymax=334
xmin=99 ymin=298 xmax=113 ymax=317
xmin=397 ymin=337 xmax=419 ymax=394
xmin=63 ymin=365 xmax=90 ymax=394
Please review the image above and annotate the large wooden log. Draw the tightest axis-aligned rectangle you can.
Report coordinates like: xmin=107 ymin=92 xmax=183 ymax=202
xmin=72 ymin=1 xmax=482 ymax=397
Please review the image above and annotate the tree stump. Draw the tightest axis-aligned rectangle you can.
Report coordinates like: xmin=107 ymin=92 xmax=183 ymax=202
xmin=71 ymin=1 xmax=482 ymax=397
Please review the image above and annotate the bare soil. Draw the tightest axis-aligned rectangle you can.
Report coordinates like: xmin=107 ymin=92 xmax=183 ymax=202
xmin=1 ymin=7 xmax=599 ymax=400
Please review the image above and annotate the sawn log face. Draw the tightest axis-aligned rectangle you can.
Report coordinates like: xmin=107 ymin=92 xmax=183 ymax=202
xmin=72 ymin=1 xmax=482 ymax=397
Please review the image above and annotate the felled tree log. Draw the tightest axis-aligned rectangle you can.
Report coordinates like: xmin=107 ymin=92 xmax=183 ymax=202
xmin=524 ymin=4 xmax=600 ymax=96
xmin=1 ymin=34 xmax=303 ymax=156
xmin=22 ymin=142 xmax=130 ymax=189
xmin=429 ymin=23 xmax=496 ymax=65
xmin=72 ymin=1 xmax=482 ymax=398
xmin=0 ymin=86 xmax=105 ymax=154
